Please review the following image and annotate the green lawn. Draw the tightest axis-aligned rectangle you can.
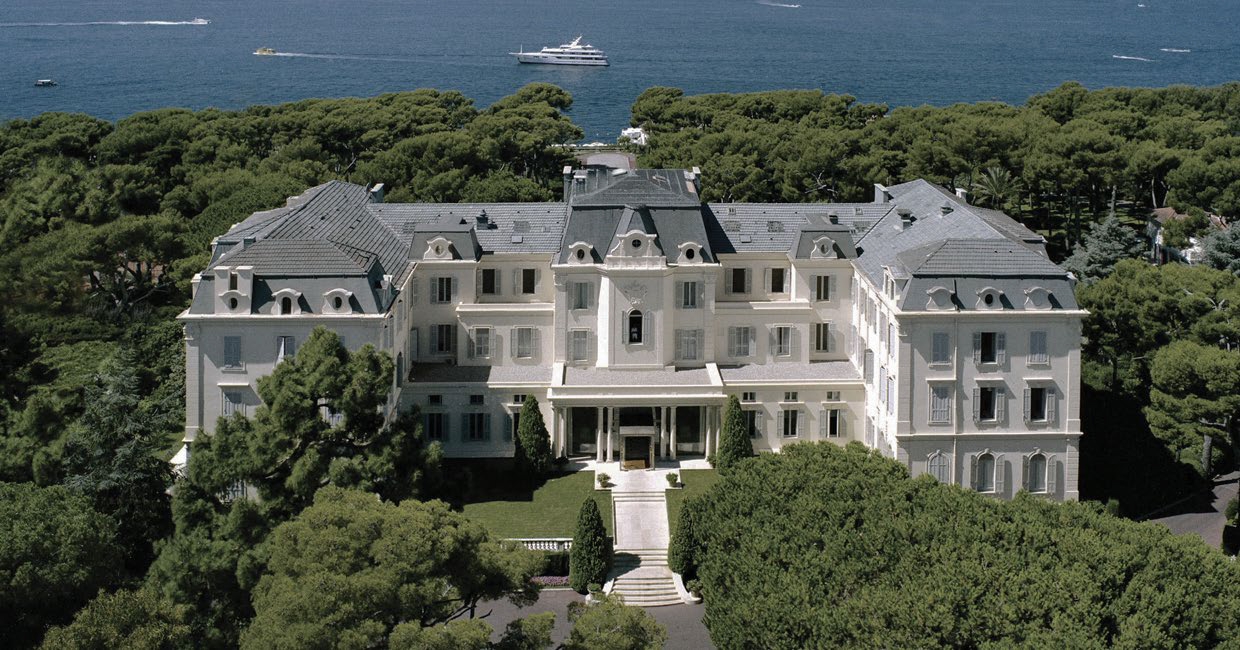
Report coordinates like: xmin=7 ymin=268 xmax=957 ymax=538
xmin=667 ymin=469 xmax=720 ymax=536
xmin=461 ymin=471 xmax=613 ymax=539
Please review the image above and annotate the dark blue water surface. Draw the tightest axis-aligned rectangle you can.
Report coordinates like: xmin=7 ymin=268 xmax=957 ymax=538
xmin=3 ymin=0 xmax=1238 ymax=140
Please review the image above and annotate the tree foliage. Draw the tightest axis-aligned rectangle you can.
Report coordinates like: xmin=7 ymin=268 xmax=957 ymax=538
xmin=569 ymin=498 xmax=610 ymax=593
xmin=0 ymin=483 xmax=124 ymax=648
xmin=563 ymin=594 xmax=667 ymax=650
xmin=1062 ymin=213 xmax=1147 ymax=284
xmin=715 ymin=395 xmax=754 ymax=473
xmin=39 ymin=588 xmax=191 ymax=650
xmin=1146 ymin=341 xmax=1240 ymax=476
xmin=241 ymin=486 xmax=540 ymax=649
xmin=684 ymin=442 xmax=1240 ymax=649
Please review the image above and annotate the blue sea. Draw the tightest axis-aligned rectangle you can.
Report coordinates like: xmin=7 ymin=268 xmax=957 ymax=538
xmin=3 ymin=0 xmax=1238 ymax=141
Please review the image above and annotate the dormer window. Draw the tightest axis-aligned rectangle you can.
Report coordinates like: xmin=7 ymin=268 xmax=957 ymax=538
xmin=576 ymin=249 xmax=586 ymax=260
xmin=323 ymin=289 xmax=354 ymax=314
xmin=333 ymin=296 xmax=343 ymax=310
xmin=811 ymin=236 xmax=837 ymax=259
xmin=685 ymin=248 xmax=695 ymax=260
xmin=1024 ymin=286 xmax=1053 ymax=310
xmin=281 ymin=297 xmax=293 ymax=314
xmin=631 ymin=238 xmax=642 ymax=250
xmin=926 ymin=286 xmax=954 ymax=311
xmin=567 ymin=241 xmax=595 ymax=265
xmin=424 ymin=236 xmax=454 ymax=261
xmin=676 ymin=242 xmax=704 ymax=264
xmin=229 ymin=273 xmax=238 ymax=291
xmin=229 ymin=297 xmax=238 ymax=309
xmin=976 ymin=287 xmax=1004 ymax=310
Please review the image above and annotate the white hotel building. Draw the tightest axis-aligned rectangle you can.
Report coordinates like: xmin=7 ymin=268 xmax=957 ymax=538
xmin=180 ymin=167 xmax=1083 ymax=500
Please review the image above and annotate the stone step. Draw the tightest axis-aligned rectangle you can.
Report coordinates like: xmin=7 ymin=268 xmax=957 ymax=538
xmin=613 ymin=557 xmax=668 ymax=566
xmin=612 ymin=572 xmax=673 ymax=582
xmin=613 ymin=584 xmax=679 ymax=595
xmin=613 ymin=595 xmax=684 ymax=607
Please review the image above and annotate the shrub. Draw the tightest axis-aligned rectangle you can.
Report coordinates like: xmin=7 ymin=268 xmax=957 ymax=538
xmin=514 ymin=396 xmax=552 ymax=480
xmin=541 ymin=551 xmax=570 ymax=577
xmin=685 ymin=579 xmax=702 ymax=597
xmin=667 ymin=500 xmax=697 ymax=578
xmin=665 ymin=472 xmax=679 ymax=487
xmin=596 ymin=472 xmax=611 ymax=488
xmin=715 ymin=395 xmax=754 ymax=472
xmin=1226 ymin=497 xmax=1240 ymax=526
xmin=569 ymin=499 xmax=610 ymax=593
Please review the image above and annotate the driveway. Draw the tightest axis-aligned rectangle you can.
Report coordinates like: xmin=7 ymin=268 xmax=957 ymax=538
xmin=479 ymin=589 xmax=713 ymax=649
xmin=1149 ymin=471 xmax=1238 ymax=548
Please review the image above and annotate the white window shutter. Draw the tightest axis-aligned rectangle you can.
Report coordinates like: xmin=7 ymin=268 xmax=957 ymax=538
xmin=512 ymin=269 xmax=520 ymax=294
xmin=411 ymin=279 xmax=419 ymax=304
xmin=532 ymin=328 xmax=540 ymax=359
xmin=972 ymin=332 xmax=982 ymax=364
xmin=696 ymin=330 xmax=704 ymax=359
xmin=749 ymin=326 xmax=756 ymax=353
xmin=972 ymin=388 xmax=981 ymax=423
xmin=994 ymin=454 xmax=1005 ymax=495
xmin=744 ymin=269 xmax=752 ymax=293
xmin=829 ymin=275 xmax=836 ymax=301
xmin=790 ymin=327 xmax=800 ymax=357
xmin=996 ymin=332 xmax=1007 ymax=364
xmin=428 ymin=277 xmax=437 ymax=302
xmin=534 ymin=268 xmax=541 ymax=293
xmin=996 ymin=387 xmax=1006 ymax=422
xmin=675 ymin=282 xmax=684 ymax=309
xmin=589 ymin=331 xmax=595 ymax=362
xmin=820 ymin=410 xmax=827 ymax=438
xmin=838 ymin=412 xmax=846 ymax=437
xmin=763 ymin=268 xmax=772 ymax=294
xmin=756 ymin=411 xmax=764 ymax=435
xmin=797 ymin=411 xmax=803 ymax=436
xmin=727 ymin=327 xmax=737 ymax=357
xmin=782 ymin=269 xmax=790 ymax=293
xmin=675 ymin=331 xmax=684 ymax=360
xmin=1047 ymin=455 xmax=1058 ymax=494
xmin=1046 ymin=388 xmax=1057 ymax=424
xmin=1022 ymin=454 xmax=1030 ymax=491
xmin=1023 ymin=388 xmax=1031 ymax=423
xmin=510 ymin=328 xmax=518 ymax=359
xmin=696 ymin=281 xmax=705 ymax=308
xmin=769 ymin=327 xmax=777 ymax=355
xmin=778 ymin=412 xmax=785 ymax=437
xmin=827 ymin=322 xmax=835 ymax=353
xmin=725 ymin=270 xmax=734 ymax=294
xmin=475 ymin=269 xmax=483 ymax=297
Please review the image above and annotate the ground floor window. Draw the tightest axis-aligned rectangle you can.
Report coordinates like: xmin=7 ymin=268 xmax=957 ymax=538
xmin=821 ymin=409 xmax=841 ymax=438
xmin=744 ymin=410 xmax=761 ymax=438
xmin=222 ymin=390 xmax=245 ymax=417
xmin=780 ymin=408 xmax=800 ymax=437
xmin=1027 ymin=453 xmax=1047 ymax=492
xmin=424 ymin=412 xmax=445 ymax=440
xmin=974 ymin=453 xmax=995 ymax=492
xmin=466 ymin=413 xmax=490 ymax=441
xmin=928 ymin=453 xmax=949 ymax=483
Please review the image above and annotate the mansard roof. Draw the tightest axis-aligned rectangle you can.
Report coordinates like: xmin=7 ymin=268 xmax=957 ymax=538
xmin=569 ymin=168 xmax=700 ymax=207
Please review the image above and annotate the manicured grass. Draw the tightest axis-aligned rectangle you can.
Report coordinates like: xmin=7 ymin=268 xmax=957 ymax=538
xmin=461 ymin=471 xmax=613 ymax=539
xmin=667 ymin=469 xmax=720 ymax=536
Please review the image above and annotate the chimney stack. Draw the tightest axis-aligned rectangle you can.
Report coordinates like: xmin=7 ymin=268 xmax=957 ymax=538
xmin=690 ymin=166 xmax=702 ymax=193
xmin=562 ymin=166 xmax=574 ymax=201
xmin=874 ymin=183 xmax=892 ymax=204
xmin=369 ymin=183 xmax=385 ymax=204
xmin=954 ymin=187 xmax=968 ymax=202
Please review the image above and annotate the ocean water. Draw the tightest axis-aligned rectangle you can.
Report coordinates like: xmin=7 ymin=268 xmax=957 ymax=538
xmin=2 ymin=0 xmax=1238 ymax=141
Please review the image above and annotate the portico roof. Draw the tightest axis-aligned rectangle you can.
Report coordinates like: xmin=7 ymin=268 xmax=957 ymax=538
xmin=718 ymin=361 xmax=860 ymax=384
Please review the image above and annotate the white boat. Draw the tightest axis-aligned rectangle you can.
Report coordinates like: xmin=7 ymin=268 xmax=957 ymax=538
xmin=254 ymin=47 xmax=277 ymax=56
xmin=511 ymin=36 xmax=608 ymax=66
xmin=190 ymin=18 xmax=210 ymax=25
xmin=34 ymin=79 xmax=57 ymax=87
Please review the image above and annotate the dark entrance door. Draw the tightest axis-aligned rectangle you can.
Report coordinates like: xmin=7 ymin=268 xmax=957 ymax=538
xmin=623 ymin=436 xmax=650 ymax=470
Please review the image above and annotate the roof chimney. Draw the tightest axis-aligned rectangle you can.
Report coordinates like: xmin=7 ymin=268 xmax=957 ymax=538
xmin=897 ymin=208 xmax=915 ymax=231
xmin=827 ymin=212 xmax=839 ymax=225
xmin=874 ymin=183 xmax=892 ymax=204
xmin=562 ymin=166 xmax=574 ymax=201
xmin=475 ymin=209 xmax=489 ymax=227
xmin=689 ymin=166 xmax=702 ymax=193
xmin=940 ymin=202 xmax=954 ymax=216
xmin=954 ymin=187 xmax=968 ymax=202
xmin=369 ymin=183 xmax=385 ymax=203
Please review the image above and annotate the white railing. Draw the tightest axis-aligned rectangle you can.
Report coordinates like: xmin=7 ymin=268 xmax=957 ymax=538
xmin=507 ymin=538 xmax=573 ymax=552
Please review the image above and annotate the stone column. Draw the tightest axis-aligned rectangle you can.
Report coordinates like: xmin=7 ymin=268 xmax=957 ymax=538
xmin=606 ymin=407 xmax=614 ymax=463
xmin=595 ymin=407 xmax=604 ymax=463
xmin=670 ymin=406 xmax=678 ymax=460
xmin=550 ymin=407 xmax=560 ymax=458
xmin=661 ymin=407 xmax=670 ymax=458
xmin=702 ymin=405 xmax=711 ymax=458
xmin=714 ymin=406 xmax=722 ymax=456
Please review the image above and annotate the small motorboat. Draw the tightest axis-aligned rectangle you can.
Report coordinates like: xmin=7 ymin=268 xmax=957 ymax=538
xmin=254 ymin=47 xmax=276 ymax=56
xmin=34 ymin=79 xmax=57 ymax=87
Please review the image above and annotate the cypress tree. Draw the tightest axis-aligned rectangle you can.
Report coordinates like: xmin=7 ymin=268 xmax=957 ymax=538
xmin=715 ymin=395 xmax=754 ymax=472
xmin=569 ymin=498 xmax=609 ymax=593
xmin=514 ymin=395 xmax=553 ymax=480
xmin=667 ymin=501 xmax=697 ymax=578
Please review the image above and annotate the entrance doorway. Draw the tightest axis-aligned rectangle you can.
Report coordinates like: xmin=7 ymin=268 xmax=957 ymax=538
xmin=623 ymin=436 xmax=651 ymax=470
xmin=569 ymin=407 xmax=597 ymax=457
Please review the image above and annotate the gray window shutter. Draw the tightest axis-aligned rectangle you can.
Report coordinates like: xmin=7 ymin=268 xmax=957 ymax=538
xmin=512 ymin=269 xmax=520 ymax=294
xmin=696 ymin=281 xmax=705 ymax=308
xmin=484 ymin=413 xmax=492 ymax=441
xmin=1046 ymin=388 xmax=1057 ymax=424
xmin=449 ymin=325 xmax=458 ymax=354
xmin=532 ymin=328 xmax=540 ymax=359
xmin=724 ymin=270 xmax=733 ymax=294
xmin=674 ymin=331 xmax=684 ymax=360
xmin=459 ymin=414 xmax=467 ymax=442
xmin=503 ymin=413 xmax=513 ymax=441
xmin=972 ymin=388 xmax=981 ymax=422
xmin=782 ymin=268 xmax=790 ymax=293
xmin=1023 ymin=388 xmax=1031 ymax=423
xmin=727 ymin=327 xmax=736 ymax=357
xmin=829 ymin=275 xmax=836 ymax=301
xmin=996 ymin=332 xmax=1007 ymax=365
xmin=755 ymin=411 xmax=764 ymax=435
xmin=838 ymin=412 xmax=845 ymax=437
xmin=410 ymin=279 xmax=418 ymax=304
xmin=429 ymin=325 xmax=439 ymax=353
xmin=534 ymin=268 xmax=542 ymax=293
xmin=996 ymin=387 xmax=1007 ymax=422
xmin=1047 ymin=456 xmax=1058 ymax=494
xmin=820 ymin=409 xmax=827 ymax=438
xmin=790 ymin=327 xmax=800 ymax=357
xmin=467 ymin=330 xmax=476 ymax=358
xmin=744 ymin=269 xmax=752 ymax=293
xmin=749 ymin=326 xmax=756 ymax=353
xmin=428 ymin=277 xmax=436 ymax=302
xmin=764 ymin=268 xmax=772 ymax=294
xmin=796 ymin=411 xmax=803 ymax=436
xmin=972 ymin=332 xmax=982 ymax=364
xmin=675 ymin=282 xmax=684 ymax=309
xmin=510 ymin=328 xmax=518 ymax=359
xmin=475 ymin=269 xmax=483 ymax=297
xmin=994 ymin=454 xmax=1005 ymax=495
xmin=827 ymin=322 xmax=835 ymax=353
xmin=777 ymin=411 xmax=785 ymax=437
xmin=769 ymin=327 xmax=778 ymax=355
xmin=970 ymin=454 xmax=978 ymax=488
xmin=696 ymin=330 xmax=704 ymax=360
xmin=1022 ymin=454 xmax=1030 ymax=491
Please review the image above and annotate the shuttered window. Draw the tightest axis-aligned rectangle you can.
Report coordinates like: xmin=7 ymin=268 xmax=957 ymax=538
xmin=929 ymin=385 xmax=951 ymax=424
xmin=931 ymin=332 xmax=951 ymax=365
xmin=570 ymin=330 xmax=589 ymax=362
xmin=276 ymin=336 xmax=296 ymax=362
xmin=773 ymin=326 xmax=792 ymax=357
xmin=424 ymin=413 xmax=445 ymax=440
xmin=928 ymin=453 xmax=949 ymax=483
xmin=813 ymin=275 xmax=831 ymax=302
xmin=223 ymin=337 xmax=242 ymax=368
xmin=814 ymin=322 xmax=833 ymax=353
xmin=514 ymin=327 xmax=535 ymax=359
xmin=222 ymin=390 xmax=244 ymax=416
xmin=675 ymin=330 xmax=703 ymax=361
xmin=571 ymin=281 xmax=592 ymax=310
xmin=468 ymin=328 xmax=491 ymax=358
xmin=780 ymin=409 xmax=800 ymax=437
xmin=1029 ymin=331 xmax=1049 ymax=365
xmin=729 ymin=326 xmax=753 ymax=357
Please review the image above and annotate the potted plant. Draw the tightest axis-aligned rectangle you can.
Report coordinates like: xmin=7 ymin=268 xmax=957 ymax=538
xmin=666 ymin=472 xmax=680 ymax=488
xmin=596 ymin=472 xmax=612 ymax=489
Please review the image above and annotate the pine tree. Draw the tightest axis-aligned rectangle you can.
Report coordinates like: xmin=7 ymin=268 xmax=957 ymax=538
xmin=1202 ymin=226 xmax=1240 ymax=275
xmin=514 ymin=395 xmax=553 ymax=480
xmin=715 ymin=395 xmax=754 ymax=472
xmin=1062 ymin=214 xmax=1146 ymax=284
xmin=569 ymin=498 xmax=609 ymax=593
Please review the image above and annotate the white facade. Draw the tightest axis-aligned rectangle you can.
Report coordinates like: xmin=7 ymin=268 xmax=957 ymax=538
xmin=181 ymin=169 xmax=1084 ymax=500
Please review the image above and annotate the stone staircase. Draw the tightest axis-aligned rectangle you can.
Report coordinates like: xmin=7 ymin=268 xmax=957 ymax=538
xmin=609 ymin=490 xmax=682 ymax=607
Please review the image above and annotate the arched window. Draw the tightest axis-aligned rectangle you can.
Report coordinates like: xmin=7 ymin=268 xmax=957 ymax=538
xmin=928 ymin=453 xmax=949 ymax=483
xmin=1028 ymin=453 xmax=1046 ymax=493
xmin=280 ymin=297 xmax=293 ymax=314
xmin=975 ymin=453 xmax=995 ymax=492
xmin=628 ymin=310 xmax=643 ymax=344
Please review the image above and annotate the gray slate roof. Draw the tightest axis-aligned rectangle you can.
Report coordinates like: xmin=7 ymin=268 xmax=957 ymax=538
xmin=569 ymin=169 xmax=700 ymax=207
xmin=220 ymin=239 xmax=375 ymax=276
xmin=704 ymin=204 xmax=887 ymax=254
xmin=369 ymin=203 xmax=568 ymax=254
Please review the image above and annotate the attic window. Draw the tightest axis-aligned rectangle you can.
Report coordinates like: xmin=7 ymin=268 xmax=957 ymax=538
xmin=631 ymin=238 xmax=642 ymax=249
xmin=686 ymin=248 xmax=695 ymax=260
xmin=727 ymin=207 xmax=736 ymax=215
xmin=819 ymin=243 xmax=829 ymax=254
xmin=767 ymin=221 xmax=784 ymax=233
xmin=434 ymin=244 xmax=444 ymax=255
xmin=281 ymin=297 xmax=293 ymax=314
xmin=723 ymin=220 xmax=741 ymax=232
xmin=229 ymin=273 xmax=238 ymax=291
xmin=983 ymin=293 xmax=995 ymax=306
xmin=333 ymin=296 xmax=343 ymax=310
xmin=229 ymin=297 xmax=238 ymax=309
xmin=575 ymin=249 xmax=586 ymax=261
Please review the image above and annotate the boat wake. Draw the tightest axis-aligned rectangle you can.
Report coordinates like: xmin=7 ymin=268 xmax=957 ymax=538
xmin=1159 ymin=48 xmax=1191 ymax=53
xmin=1112 ymin=54 xmax=1154 ymax=62
xmin=268 ymin=52 xmax=414 ymax=63
xmin=757 ymin=0 xmax=801 ymax=7
xmin=0 ymin=18 xmax=208 ymax=27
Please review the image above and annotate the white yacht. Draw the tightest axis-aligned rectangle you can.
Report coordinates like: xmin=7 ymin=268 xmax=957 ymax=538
xmin=511 ymin=36 xmax=608 ymax=66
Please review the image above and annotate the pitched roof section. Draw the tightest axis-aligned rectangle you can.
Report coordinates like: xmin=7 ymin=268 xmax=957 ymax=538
xmin=219 ymin=239 xmax=375 ymax=276
xmin=704 ymin=204 xmax=887 ymax=254
xmin=897 ymin=239 xmax=1066 ymax=277
xmin=368 ymin=203 xmax=568 ymax=254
